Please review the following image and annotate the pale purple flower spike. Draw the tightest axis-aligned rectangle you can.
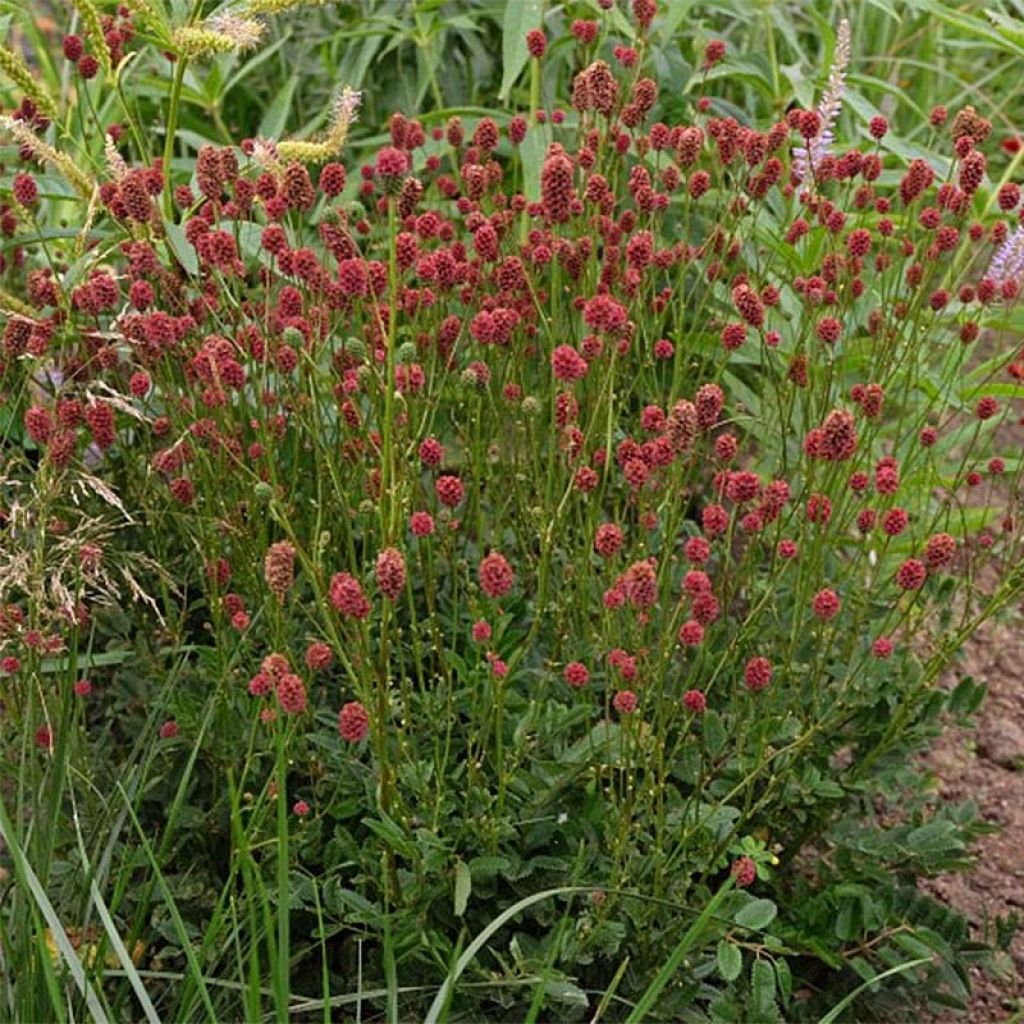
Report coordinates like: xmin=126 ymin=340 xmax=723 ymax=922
xmin=793 ymin=19 xmax=851 ymax=183
xmin=985 ymin=223 xmax=1024 ymax=288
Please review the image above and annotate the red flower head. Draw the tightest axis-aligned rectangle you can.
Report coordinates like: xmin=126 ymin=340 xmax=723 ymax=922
xmin=811 ymin=588 xmax=841 ymax=621
xmin=564 ymin=662 xmax=589 ymax=688
xmin=479 ymin=552 xmax=514 ymax=599
xmin=613 ymin=690 xmax=638 ymax=714
xmin=329 ymin=572 xmax=371 ymax=619
xmin=376 ymin=548 xmax=407 ymax=600
xmin=744 ymin=656 xmax=773 ymax=693
xmin=435 ymin=474 xmax=465 ymax=508
xmin=338 ymin=701 xmax=370 ymax=742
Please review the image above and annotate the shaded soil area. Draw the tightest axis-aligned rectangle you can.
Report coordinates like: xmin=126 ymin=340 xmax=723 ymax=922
xmin=923 ymin=617 xmax=1024 ymax=1021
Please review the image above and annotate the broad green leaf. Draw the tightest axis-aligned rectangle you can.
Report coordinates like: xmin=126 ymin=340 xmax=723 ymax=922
xmin=259 ymin=74 xmax=299 ymax=140
xmin=734 ymin=898 xmax=777 ymax=931
xmin=499 ymin=0 xmax=542 ymax=101
xmin=717 ymin=939 xmax=743 ymax=981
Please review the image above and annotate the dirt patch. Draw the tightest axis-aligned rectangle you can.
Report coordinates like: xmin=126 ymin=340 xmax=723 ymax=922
xmin=922 ymin=617 xmax=1024 ymax=1021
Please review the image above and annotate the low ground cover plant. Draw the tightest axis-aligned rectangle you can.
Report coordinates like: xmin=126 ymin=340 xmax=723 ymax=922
xmin=1 ymin=1 xmax=1023 ymax=1020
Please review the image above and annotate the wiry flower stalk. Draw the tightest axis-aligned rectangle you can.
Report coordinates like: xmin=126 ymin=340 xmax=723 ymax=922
xmin=793 ymin=19 xmax=851 ymax=182
xmin=0 ymin=46 xmax=58 ymax=119
xmin=71 ymin=0 xmax=114 ymax=79
xmin=0 ymin=117 xmax=96 ymax=198
xmin=985 ymin=223 xmax=1024 ymax=288
xmin=276 ymin=85 xmax=361 ymax=162
xmin=172 ymin=14 xmax=266 ymax=58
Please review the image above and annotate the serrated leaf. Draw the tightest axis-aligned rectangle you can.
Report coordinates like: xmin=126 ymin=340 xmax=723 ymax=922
xmin=750 ymin=959 xmax=776 ymax=1017
xmin=716 ymin=939 xmax=742 ymax=981
xmin=734 ymin=898 xmax=777 ymax=931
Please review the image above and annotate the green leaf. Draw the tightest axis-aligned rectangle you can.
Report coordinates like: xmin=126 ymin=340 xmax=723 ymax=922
xmin=717 ymin=940 xmax=743 ymax=981
xmin=703 ymin=711 xmax=726 ymax=756
xmin=164 ymin=220 xmax=198 ymax=277
xmin=734 ymin=898 xmax=777 ymax=931
xmin=499 ymin=0 xmax=542 ymax=101
xmin=750 ymin=959 xmax=777 ymax=1018
xmin=454 ymin=859 xmax=471 ymax=917
xmin=259 ymin=74 xmax=299 ymax=140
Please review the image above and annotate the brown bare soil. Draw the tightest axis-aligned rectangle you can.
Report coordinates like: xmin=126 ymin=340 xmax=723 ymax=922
xmin=923 ymin=616 xmax=1024 ymax=1021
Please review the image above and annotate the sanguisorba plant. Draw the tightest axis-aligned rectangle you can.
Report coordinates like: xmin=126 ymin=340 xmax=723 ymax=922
xmin=1 ymin=0 xmax=1023 ymax=1020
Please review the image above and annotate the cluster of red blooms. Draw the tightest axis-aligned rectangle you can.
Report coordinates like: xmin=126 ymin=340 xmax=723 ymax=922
xmin=3 ymin=0 xmax=1021 ymax=772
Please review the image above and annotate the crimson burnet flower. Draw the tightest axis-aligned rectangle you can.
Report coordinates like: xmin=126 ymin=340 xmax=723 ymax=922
xmin=247 ymin=672 xmax=271 ymax=696
xmin=338 ymin=701 xmax=370 ymax=742
xmin=976 ymin=395 xmax=999 ymax=420
xmin=816 ymin=316 xmax=842 ymax=344
xmin=811 ymin=588 xmax=841 ymax=621
xmin=276 ymin=673 xmax=308 ymax=714
xmin=725 ymin=471 xmax=760 ymax=503
xmin=526 ymin=28 xmax=546 ymax=58
xmin=666 ymin=399 xmax=697 ymax=452
xmin=702 ymin=39 xmax=726 ymax=70
xmin=305 ymin=643 xmax=333 ymax=671
xmin=319 ymin=162 xmax=346 ymax=197
xmin=924 ymin=533 xmax=956 ymax=571
xmin=684 ymin=537 xmax=710 ymax=564
xmin=479 ymin=552 xmax=514 ymax=598
xmin=777 ymin=539 xmax=798 ymax=560
xmin=329 ymin=572 xmax=371 ymax=619
xmin=375 ymin=146 xmax=409 ymax=191
xmin=623 ymin=559 xmax=658 ymax=609
xmin=678 ymin=620 xmax=704 ymax=646
xmin=490 ymin=657 xmax=508 ymax=678
xmin=872 ymin=637 xmax=894 ymax=659
xmin=159 ymin=720 xmax=179 ymax=740
xmin=732 ymin=284 xmax=764 ymax=328
xmin=720 ymin=323 xmax=747 ymax=350
xmin=435 ymin=475 xmax=465 ymax=508
xmin=744 ymin=656 xmax=772 ymax=693
xmin=264 ymin=541 xmax=296 ymax=603
xmin=419 ymin=436 xmax=443 ymax=467
xmin=12 ymin=173 xmax=38 ymax=207
xmin=682 ymin=569 xmax=711 ymax=596
xmin=868 ymin=115 xmax=889 ymax=139
xmin=551 ymin=344 xmax=588 ymax=382
xmin=376 ymin=548 xmax=407 ymax=600
xmin=594 ymin=523 xmax=624 ymax=558
xmin=540 ymin=147 xmax=575 ymax=223
xmin=471 ymin=620 xmax=492 ymax=644
xmin=410 ymin=511 xmax=435 ymax=537
xmin=896 ymin=559 xmax=927 ymax=591
xmin=731 ymin=856 xmax=756 ymax=887
xmin=77 ymin=53 xmax=99 ymax=78
xmin=63 ymin=34 xmax=84 ymax=61
xmin=875 ymin=460 xmax=900 ymax=494
xmin=702 ymin=503 xmax=729 ymax=537
xmin=613 ymin=690 xmax=638 ymax=714
xmin=564 ymin=662 xmax=589 ymax=688
xmin=653 ymin=338 xmax=673 ymax=359
xmin=882 ymin=508 xmax=909 ymax=536
xmin=24 ymin=405 xmax=53 ymax=446
xmin=169 ymin=477 xmax=195 ymax=505
xmin=583 ymin=294 xmax=628 ymax=334
xmin=293 ymin=800 xmax=310 ymax=818
xmin=691 ymin=591 xmax=719 ymax=625
xmin=683 ymin=689 xmax=707 ymax=713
